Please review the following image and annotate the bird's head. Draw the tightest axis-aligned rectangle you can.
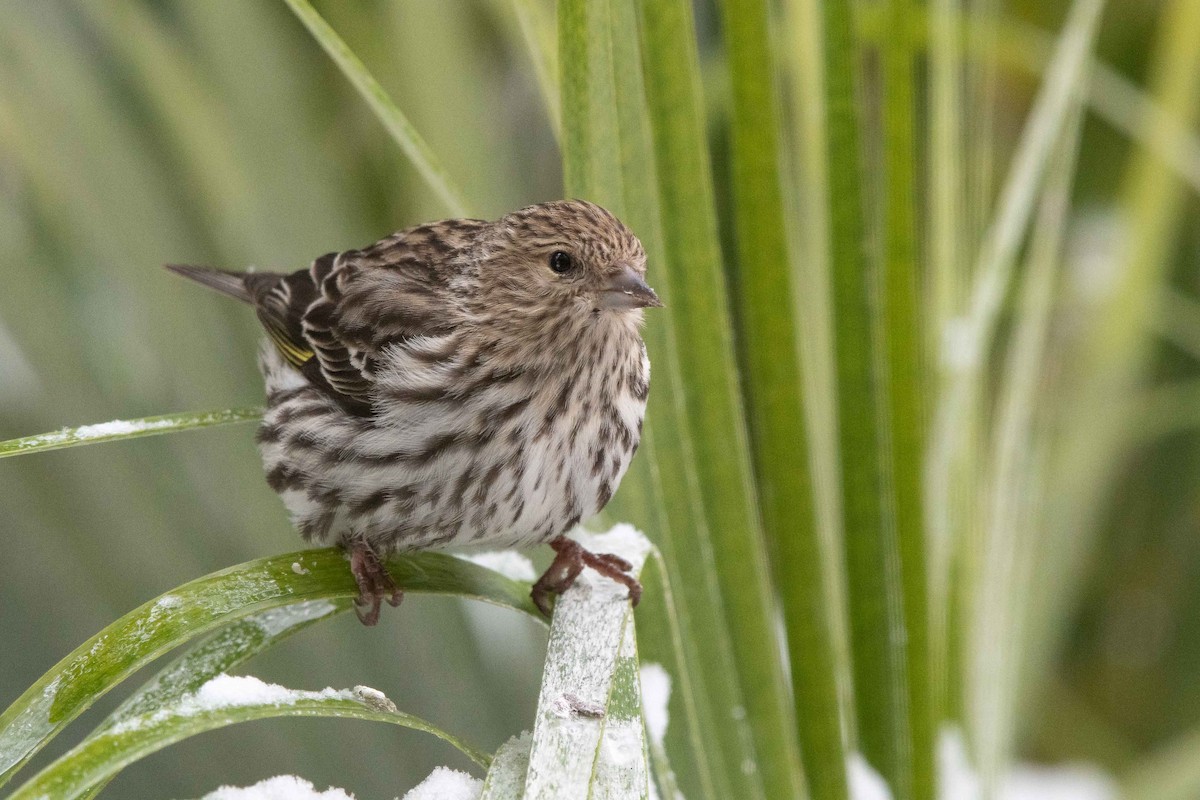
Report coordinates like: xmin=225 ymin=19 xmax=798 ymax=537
xmin=473 ymin=200 xmax=661 ymax=320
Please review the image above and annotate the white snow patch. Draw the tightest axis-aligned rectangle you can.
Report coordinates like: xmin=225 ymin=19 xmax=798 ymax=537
xmin=190 ymin=674 xmax=347 ymax=710
xmin=252 ymin=600 xmax=337 ymax=637
xmin=72 ymin=418 xmax=178 ymax=438
xmin=639 ymin=666 xmax=682 ymax=800
xmin=938 ymin=726 xmax=981 ymax=800
xmin=401 ymin=766 xmax=482 ymax=800
xmin=573 ymin=523 xmax=651 ymax=566
xmin=639 ymin=663 xmax=670 ymax=746
xmin=937 ymin=725 xmax=1118 ymax=800
xmin=849 ymin=752 xmax=894 ymax=800
xmin=936 ymin=729 xmax=974 ymax=796
xmin=12 ymin=417 xmax=181 ymax=453
xmin=109 ymin=674 xmax=351 ymax=735
xmin=456 ymin=550 xmax=537 ymax=582
xmin=199 ymin=775 xmax=355 ymax=799
xmin=1001 ymin=764 xmax=1118 ymax=800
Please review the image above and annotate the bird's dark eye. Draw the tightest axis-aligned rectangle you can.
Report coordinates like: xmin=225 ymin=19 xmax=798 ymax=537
xmin=549 ymin=251 xmax=574 ymax=274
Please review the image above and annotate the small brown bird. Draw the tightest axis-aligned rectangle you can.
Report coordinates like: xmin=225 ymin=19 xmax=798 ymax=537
xmin=168 ymin=200 xmax=659 ymax=624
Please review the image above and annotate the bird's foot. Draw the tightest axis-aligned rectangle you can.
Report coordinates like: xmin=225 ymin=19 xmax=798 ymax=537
xmin=531 ymin=535 xmax=643 ymax=617
xmin=348 ymin=542 xmax=403 ymax=626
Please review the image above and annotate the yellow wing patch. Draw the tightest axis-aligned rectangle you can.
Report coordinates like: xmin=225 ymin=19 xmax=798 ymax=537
xmin=263 ymin=319 xmax=313 ymax=367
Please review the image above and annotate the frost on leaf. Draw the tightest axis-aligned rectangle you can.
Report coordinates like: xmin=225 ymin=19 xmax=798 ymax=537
xmin=479 ymin=731 xmax=531 ymax=799
xmin=252 ymin=600 xmax=337 ymax=637
xmin=0 ymin=677 xmax=62 ymax=776
xmin=523 ymin=525 xmax=652 ymax=800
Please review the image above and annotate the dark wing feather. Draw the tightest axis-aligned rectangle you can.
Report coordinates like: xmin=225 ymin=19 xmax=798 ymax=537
xmin=251 ymin=219 xmax=488 ymax=415
xmin=243 ymin=271 xmax=316 ymax=369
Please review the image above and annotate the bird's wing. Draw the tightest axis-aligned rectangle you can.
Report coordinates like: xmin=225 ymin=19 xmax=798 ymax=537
xmin=244 ymin=270 xmax=317 ymax=369
xmin=251 ymin=219 xmax=487 ymax=416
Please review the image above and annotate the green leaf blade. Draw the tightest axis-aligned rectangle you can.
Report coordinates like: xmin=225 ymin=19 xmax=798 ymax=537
xmin=820 ymin=0 xmax=913 ymax=790
xmin=9 ymin=687 xmax=488 ymax=800
xmin=632 ymin=0 xmax=805 ymax=795
xmin=558 ymin=0 xmax=764 ymax=795
xmin=881 ymin=0 xmax=935 ymax=797
xmin=0 ymin=408 xmax=263 ymax=460
xmin=0 ymin=549 xmax=538 ymax=788
xmin=717 ymin=0 xmax=847 ymax=797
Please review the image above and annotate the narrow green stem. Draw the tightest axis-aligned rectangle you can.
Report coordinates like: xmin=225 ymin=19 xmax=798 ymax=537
xmin=0 ymin=408 xmax=263 ymax=459
xmin=281 ymin=0 xmax=470 ymax=217
xmin=636 ymin=0 xmax=805 ymax=795
xmin=820 ymin=0 xmax=913 ymax=790
xmin=882 ymin=0 xmax=934 ymax=796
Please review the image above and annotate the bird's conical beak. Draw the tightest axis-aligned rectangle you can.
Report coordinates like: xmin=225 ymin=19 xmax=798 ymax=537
xmin=600 ymin=265 xmax=663 ymax=310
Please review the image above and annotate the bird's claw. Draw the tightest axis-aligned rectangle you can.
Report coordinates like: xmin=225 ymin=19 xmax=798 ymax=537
xmin=349 ymin=542 xmax=403 ymax=626
xmin=531 ymin=535 xmax=642 ymax=616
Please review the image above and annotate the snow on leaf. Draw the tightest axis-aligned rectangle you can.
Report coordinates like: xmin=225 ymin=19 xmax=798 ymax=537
xmin=402 ymin=767 xmax=483 ymax=800
xmin=199 ymin=775 xmax=356 ymax=800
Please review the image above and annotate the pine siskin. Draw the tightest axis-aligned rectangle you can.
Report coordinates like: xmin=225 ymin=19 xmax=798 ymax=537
xmin=167 ymin=200 xmax=660 ymax=624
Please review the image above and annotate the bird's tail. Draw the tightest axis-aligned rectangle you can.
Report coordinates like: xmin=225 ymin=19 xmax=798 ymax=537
xmin=164 ymin=264 xmax=252 ymax=303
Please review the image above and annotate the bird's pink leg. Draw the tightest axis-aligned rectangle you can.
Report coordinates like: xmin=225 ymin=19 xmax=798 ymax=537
xmin=531 ymin=535 xmax=643 ymax=616
xmin=349 ymin=542 xmax=403 ymax=626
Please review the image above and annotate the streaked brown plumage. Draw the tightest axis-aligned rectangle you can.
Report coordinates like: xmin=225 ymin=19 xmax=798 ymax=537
xmin=167 ymin=200 xmax=659 ymax=623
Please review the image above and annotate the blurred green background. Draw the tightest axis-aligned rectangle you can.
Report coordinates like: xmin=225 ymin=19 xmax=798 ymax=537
xmin=0 ymin=0 xmax=1196 ymax=796
xmin=0 ymin=2 xmax=557 ymax=796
